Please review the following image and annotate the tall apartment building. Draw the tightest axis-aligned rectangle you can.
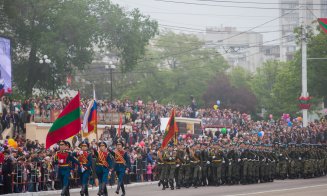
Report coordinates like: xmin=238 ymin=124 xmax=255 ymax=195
xmin=197 ymin=26 xmax=264 ymax=73
xmin=279 ymin=0 xmax=327 ymax=61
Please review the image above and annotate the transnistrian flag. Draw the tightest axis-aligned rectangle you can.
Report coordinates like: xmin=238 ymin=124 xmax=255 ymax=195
xmin=318 ymin=18 xmax=327 ymax=34
xmin=161 ymin=109 xmax=179 ymax=149
xmin=82 ymin=100 xmax=97 ymax=136
xmin=46 ymin=92 xmax=81 ymax=149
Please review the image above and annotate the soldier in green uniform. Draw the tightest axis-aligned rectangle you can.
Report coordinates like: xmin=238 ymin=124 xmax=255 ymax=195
xmin=277 ymin=144 xmax=288 ymax=180
xmin=157 ymin=148 xmax=168 ymax=189
xmin=201 ymin=143 xmax=210 ymax=186
xmin=190 ymin=143 xmax=202 ymax=188
xmin=210 ymin=144 xmax=224 ymax=186
xmin=163 ymin=144 xmax=177 ymax=190
xmin=183 ymin=146 xmax=192 ymax=188
xmin=175 ymin=143 xmax=185 ymax=189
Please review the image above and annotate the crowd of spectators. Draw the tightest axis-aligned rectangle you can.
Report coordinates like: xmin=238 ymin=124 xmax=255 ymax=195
xmin=0 ymin=95 xmax=326 ymax=194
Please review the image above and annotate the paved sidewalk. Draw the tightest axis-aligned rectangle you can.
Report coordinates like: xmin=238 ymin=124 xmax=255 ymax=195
xmin=6 ymin=181 xmax=158 ymax=196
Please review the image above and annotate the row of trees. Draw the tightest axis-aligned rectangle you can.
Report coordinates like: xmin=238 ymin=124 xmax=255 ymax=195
xmin=0 ymin=0 xmax=158 ymax=96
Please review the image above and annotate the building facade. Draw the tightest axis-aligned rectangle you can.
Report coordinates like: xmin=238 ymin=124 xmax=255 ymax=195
xmin=279 ymin=0 xmax=327 ymax=61
xmin=197 ymin=26 xmax=264 ymax=73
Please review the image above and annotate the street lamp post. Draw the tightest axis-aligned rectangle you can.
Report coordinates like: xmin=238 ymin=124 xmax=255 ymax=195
xmin=39 ymin=55 xmax=54 ymax=96
xmin=105 ymin=61 xmax=116 ymax=101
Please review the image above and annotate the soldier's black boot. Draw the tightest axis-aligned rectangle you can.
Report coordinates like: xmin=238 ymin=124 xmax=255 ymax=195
xmin=158 ymin=180 xmax=162 ymax=187
xmin=101 ymin=184 xmax=107 ymax=196
xmin=193 ymin=179 xmax=198 ymax=188
xmin=66 ymin=186 xmax=70 ymax=196
xmin=80 ymin=185 xmax=85 ymax=196
xmin=165 ymin=180 xmax=169 ymax=188
xmin=116 ymin=182 xmax=121 ymax=195
xmin=169 ymin=179 xmax=174 ymax=190
xmin=203 ymin=178 xmax=207 ymax=186
xmin=185 ymin=180 xmax=190 ymax=188
xmin=121 ymin=183 xmax=126 ymax=196
xmin=97 ymin=183 xmax=102 ymax=196
xmin=84 ymin=185 xmax=89 ymax=196
xmin=176 ymin=181 xmax=181 ymax=189
xmin=162 ymin=180 xmax=166 ymax=190
xmin=61 ymin=186 xmax=68 ymax=196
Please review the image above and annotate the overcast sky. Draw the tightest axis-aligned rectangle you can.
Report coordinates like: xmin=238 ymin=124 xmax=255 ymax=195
xmin=111 ymin=0 xmax=280 ymax=42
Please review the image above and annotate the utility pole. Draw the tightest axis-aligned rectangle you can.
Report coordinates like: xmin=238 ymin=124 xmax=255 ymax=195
xmin=300 ymin=1 xmax=308 ymax=127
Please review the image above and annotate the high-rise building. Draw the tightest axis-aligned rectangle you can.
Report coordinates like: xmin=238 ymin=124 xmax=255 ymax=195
xmin=279 ymin=0 xmax=327 ymax=61
xmin=197 ymin=26 xmax=263 ymax=73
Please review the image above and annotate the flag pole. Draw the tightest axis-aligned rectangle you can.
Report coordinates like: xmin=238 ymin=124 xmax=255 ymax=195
xmin=79 ymin=90 xmax=83 ymax=142
xmin=93 ymin=83 xmax=99 ymax=142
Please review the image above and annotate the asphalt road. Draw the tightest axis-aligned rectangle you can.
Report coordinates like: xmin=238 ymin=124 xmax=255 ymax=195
xmin=66 ymin=176 xmax=327 ymax=196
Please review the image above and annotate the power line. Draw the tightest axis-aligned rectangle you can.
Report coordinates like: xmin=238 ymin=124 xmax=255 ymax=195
xmin=136 ymin=7 xmax=298 ymax=63
xmin=146 ymin=11 xmax=274 ymax=18
xmin=153 ymin=0 xmax=320 ymax=10
xmin=194 ymin=0 xmax=327 ymax=6
xmin=159 ymin=24 xmax=282 ymax=33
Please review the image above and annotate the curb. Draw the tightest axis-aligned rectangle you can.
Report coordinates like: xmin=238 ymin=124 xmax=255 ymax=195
xmin=6 ymin=181 xmax=158 ymax=196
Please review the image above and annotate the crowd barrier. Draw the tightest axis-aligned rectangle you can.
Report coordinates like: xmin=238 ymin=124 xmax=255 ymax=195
xmin=3 ymin=158 xmax=155 ymax=194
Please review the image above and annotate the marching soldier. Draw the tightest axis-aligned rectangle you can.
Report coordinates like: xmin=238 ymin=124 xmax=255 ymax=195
xmin=111 ymin=140 xmax=131 ymax=196
xmin=210 ymin=144 xmax=224 ymax=186
xmin=201 ymin=143 xmax=210 ymax=186
xmin=94 ymin=141 xmax=113 ymax=196
xmin=74 ymin=141 xmax=93 ymax=196
xmin=162 ymin=144 xmax=177 ymax=190
xmin=157 ymin=147 xmax=165 ymax=188
xmin=175 ymin=143 xmax=185 ymax=189
xmin=190 ymin=143 xmax=202 ymax=188
xmin=54 ymin=140 xmax=81 ymax=196
xmin=183 ymin=146 xmax=192 ymax=188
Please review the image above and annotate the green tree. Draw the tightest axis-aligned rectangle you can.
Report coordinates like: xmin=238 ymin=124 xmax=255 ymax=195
xmin=269 ymin=60 xmax=301 ymax=116
xmin=122 ymin=32 xmax=229 ymax=105
xmin=250 ymin=60 xmax=283 ymax=113
xmin=228 ymin=66 xmax=252 ymax=89
xmin=0 ymin=0 xmax=157 ymax=96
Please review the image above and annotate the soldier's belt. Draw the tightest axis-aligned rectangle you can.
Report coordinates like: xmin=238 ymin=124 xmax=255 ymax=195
xmin=212 ymin=160 xmax=222 ymax=163
xmin=59 ymin=164 xmax=70 ymax=167
xmin=167 ymin=162 xmax=176 ymax=165
xmin=190 ymin=161 xmax=200 ymax=164
xmin=96 ymin=163 xmax=108 ymax=168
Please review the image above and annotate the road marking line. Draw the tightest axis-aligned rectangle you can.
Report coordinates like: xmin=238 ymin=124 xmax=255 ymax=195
xmin=223 ymin=184 xmax=327 ymax=196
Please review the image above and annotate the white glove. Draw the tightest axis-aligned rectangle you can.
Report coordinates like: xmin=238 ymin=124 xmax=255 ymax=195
xmin=207 ymin=161 xmax=210 ymax=164
xmin=229 ymin=162 xmax=231 ymax=165
xmin=299 ymin=157 xmax=302 ymax=160
xmin=176 ymin=164 xmax=180 ymax=167
xmin=222 ymin=161 xmax=225 ymax=164
xmin=238 ymin=159 xmax=241 ymax=162
xmin=79 ymin=151 xmax=84 ymax=155
xmin=59 ymin=159 xmax=64 ymax=164
xmin=169 ymin=157 xmax=172 ymax=161
xmin=212 ymin=156 xmax=216 ymax=159
xmin=81 ymin=167 xmax=86 ymax=173
xmin=286 ymin=158 xmax=288 ymax=160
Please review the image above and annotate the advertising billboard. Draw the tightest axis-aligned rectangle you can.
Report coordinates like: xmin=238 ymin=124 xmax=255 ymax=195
xmin=0 ymin=37 xmax=12 ymax=93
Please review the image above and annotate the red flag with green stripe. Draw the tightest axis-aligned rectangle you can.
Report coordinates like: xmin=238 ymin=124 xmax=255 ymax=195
xmin=318 ymin=18 xmax=327 ymax=34
xmin=46 ymin=92 xmax=81 ymax=148
xmin=161 ymin=109 xmax=179 ymax=149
